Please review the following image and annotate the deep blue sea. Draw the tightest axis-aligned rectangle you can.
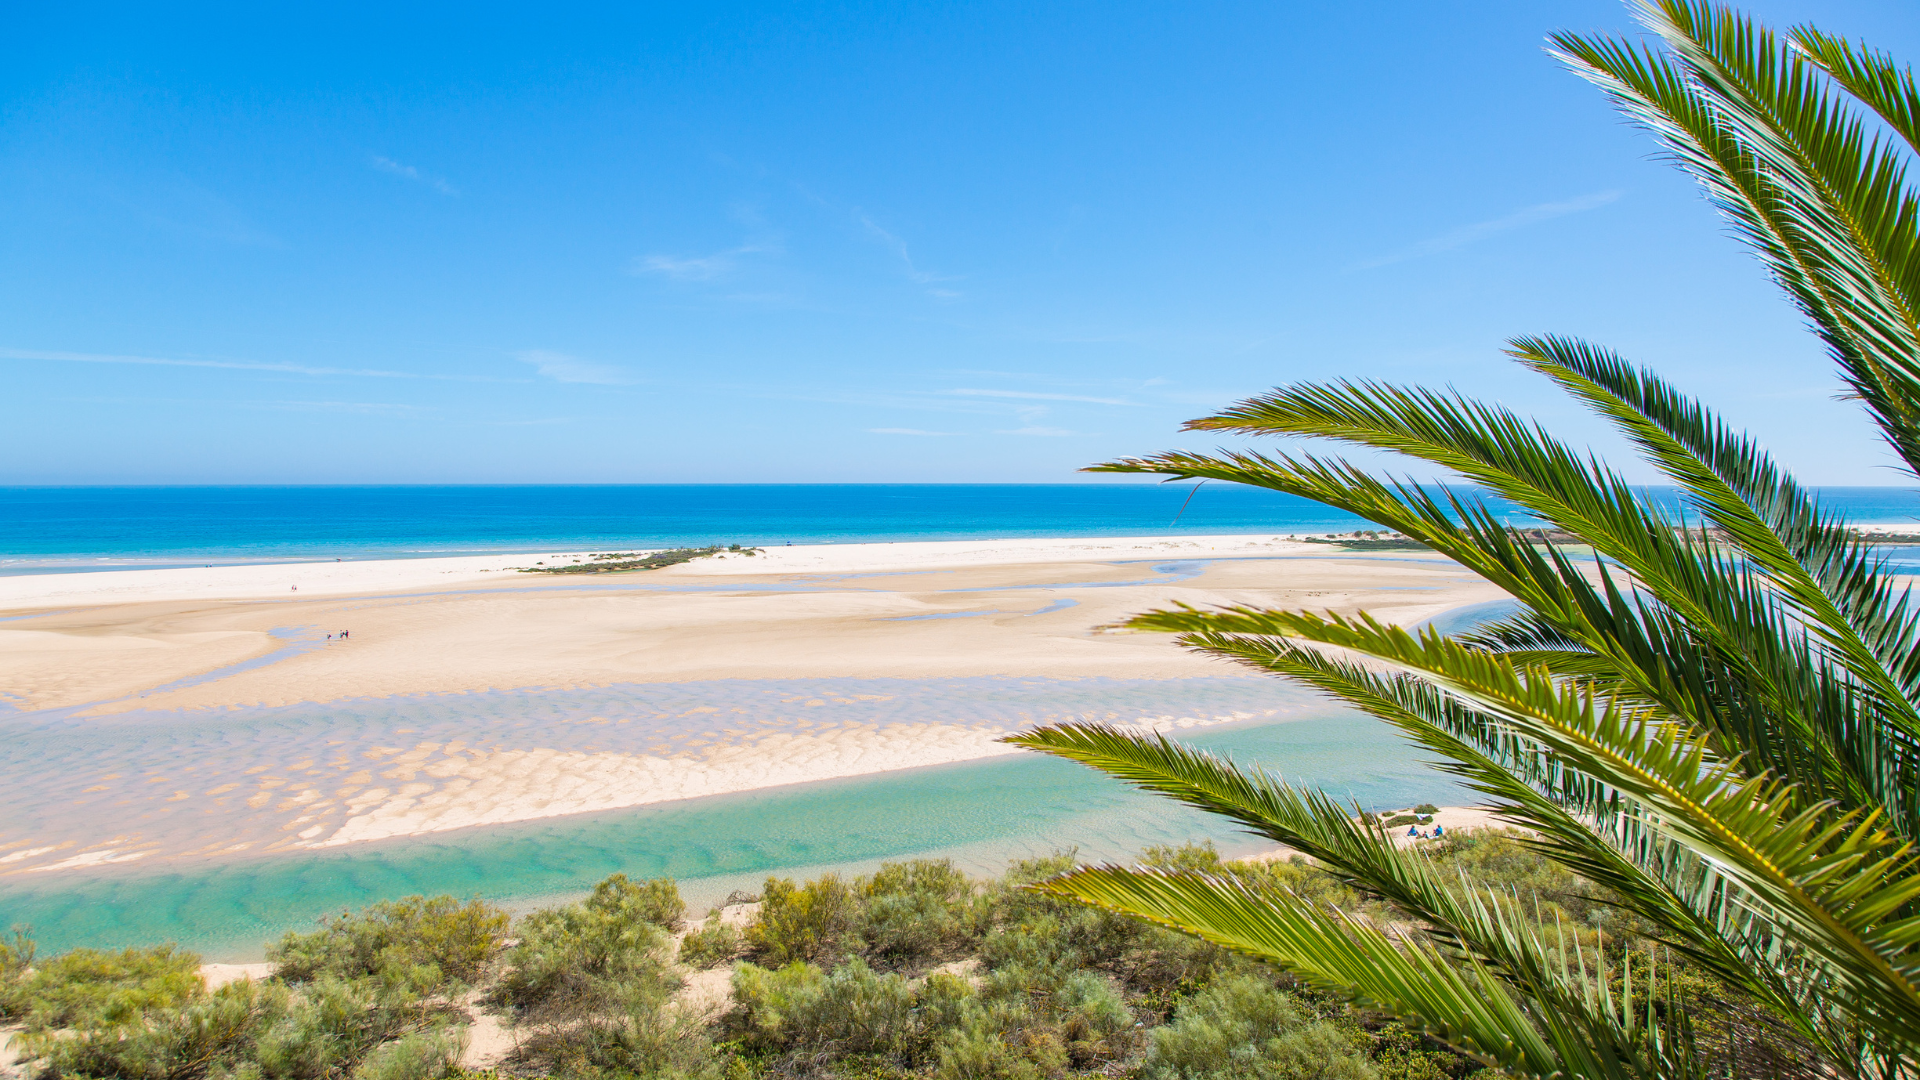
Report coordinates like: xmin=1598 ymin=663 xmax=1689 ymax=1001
xmin=4 ymin=483 xmax=1918 ymax=576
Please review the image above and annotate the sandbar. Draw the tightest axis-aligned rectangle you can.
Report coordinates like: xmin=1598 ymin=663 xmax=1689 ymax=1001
xmin=0 ymin=535 xmax=1504 ymax=875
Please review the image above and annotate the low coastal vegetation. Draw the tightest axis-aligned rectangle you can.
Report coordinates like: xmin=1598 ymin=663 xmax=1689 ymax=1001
xmin=1290 ymin=532 xmax=1430 ymax=553
xmin=0 ymin=833 xmax=1808 ymax=1079
xmin=518 ymin=546 xmax=762 ymax=574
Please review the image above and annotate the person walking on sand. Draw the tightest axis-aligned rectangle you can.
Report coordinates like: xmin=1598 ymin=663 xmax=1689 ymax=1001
xmin=340 ymin=630 xmax=350 ymax=640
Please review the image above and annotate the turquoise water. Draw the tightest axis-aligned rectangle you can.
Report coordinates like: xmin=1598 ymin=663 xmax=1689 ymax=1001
xmin=0 ymin=706 xmax=1452 ymax=960
xmin=0 ymin=484 xmax=1376 ymax=573
xmin=7 ymin=484 xmax=1917 ymax=575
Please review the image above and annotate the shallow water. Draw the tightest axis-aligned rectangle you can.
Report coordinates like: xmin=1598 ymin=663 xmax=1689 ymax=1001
xmin=0 ymin=675 xmax=1328 ymax=868
xmin=0 ymin=703 xmax=1453 ymax=959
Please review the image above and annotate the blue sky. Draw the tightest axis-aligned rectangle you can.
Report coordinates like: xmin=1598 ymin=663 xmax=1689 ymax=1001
xmin=4 ymin=1 xmax=1917 ymax=485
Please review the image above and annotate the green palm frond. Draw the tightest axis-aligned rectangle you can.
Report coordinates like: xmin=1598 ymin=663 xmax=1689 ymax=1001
xmin=1003 ymin=723 xmax=1777 ymax=1009
xmin=1791 ymin=27 xmax=1920 ymax=155
xmin=1512 ymin=334 xmax=1920 ymax=710
xmin=1009 ymin=3 xmax=1920 ymax=1074
xmin=1552 ymin=0 xmax=1920 ymax=474
xmin=1092 ymin=406 xmax=1889 ymax=821
xmin=1032 ymin=862 xmax=1693 ymax=1080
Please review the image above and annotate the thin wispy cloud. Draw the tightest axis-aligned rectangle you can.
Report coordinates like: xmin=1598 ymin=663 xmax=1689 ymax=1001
xmin=946 ymin=388 xmax=1132 ymax=406
xmin=857 ymin=213 xmax=961 ymax=299
xmin=371 ymin=156 xmax=458 ymax=196
xmin=517 ymin=349 xmax=633 ymax=385
xmin=631 ymin=244 xmax=775 ymax=281
xmin=0 ymin=347 xmax=500 ymax=382
xmin=1354 ymin=189 xmax=1623 ymax=270
xmin=868 ymin=427 xmax=952 ymax=436
xmin=251 ymin=400 xmax=425 ymax=417
xmin=109 ymin=179 xmax=282 ymax=247
xmin=996 ymin=426 xmax=1078 ymax=437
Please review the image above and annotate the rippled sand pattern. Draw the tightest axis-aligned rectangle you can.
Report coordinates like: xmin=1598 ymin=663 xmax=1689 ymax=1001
xmin=0 ymin=676 xmax=1315 ymax=875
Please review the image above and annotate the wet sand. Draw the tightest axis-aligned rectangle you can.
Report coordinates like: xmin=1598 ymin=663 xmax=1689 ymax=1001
xmin=0 ymin=535 xmax=1503 ymax=875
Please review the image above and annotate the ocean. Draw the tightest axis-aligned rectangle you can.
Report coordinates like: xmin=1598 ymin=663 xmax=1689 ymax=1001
xmin=3 ymin=483 xmax=1918 ymax=575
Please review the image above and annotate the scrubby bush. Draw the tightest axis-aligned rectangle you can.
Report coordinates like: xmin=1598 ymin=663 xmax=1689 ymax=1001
xmin=983 ymin=851 xmax=1229 ymax=1012
xmin=270 ymin=894 xmax=508 ymax=989
xmin=350 ymin=1025 xmax=469 ymax=1080
xmin=730 ymin=956 xmax=915 ymax=1058
xmin=14 ymin=943 xmax=203 ymax=1029
xmin=1140 ymin=841 xmax=1230 ymax=874
xmin=20 ymin=976 xmax=286 ymax=1078
xmin=678 ymin=911 xmax=742 ymax=969
xmin=0 ymin=927 xmax=36 ymax=1021
xmin=496 ymin=875 xmax=680 ymax=1019
xmin=1229 ymin=855 xmax=1360 ymax=913
xmin=1363 ymin=1021 xmax=1471 ymax=1080
xmin=247 ymin=970 xmax=458 ymax=1078
xmin=20 ymin=967 xmax=458 ymax=1080
xmin=524 ymin=1003 xmax=722 ymax=1079
xmin=585 ymin=872 xmax=686 ymax=932
xmin=1048 ymin=970 xmax=1139 ymax=1067
xmin=744 ymin=873 xmax=857 ymax=965
xmin=1145 ymin=973 xmax=1377 ymax=1080
xmin=858 ymin=858 xmax=975 ymax=965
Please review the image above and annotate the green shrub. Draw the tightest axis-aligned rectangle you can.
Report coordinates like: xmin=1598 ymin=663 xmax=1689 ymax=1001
xmin=19 ymin=976 xmax=286 ymax=1077
xmin=1229 ymin=856 xmax=1360 ymax=912
xmin=1364 ymin=1020 xmax=1470 ymax=1080
xmin=1050 ymin=970 xmax=1138 ymax=1067
xmin=679 ymin=911 xmax=743 ymax=969
xmin=248 ymin=970 xmax=450 ymax=1078
xmin=270 ymin=894 xmax=508 ymax=988
xmin=516 ymin=997 xmax=722 ymax=1079
xmin=915 ymin=971 xmax=978 ymax=1035
xmin=729 ymin=956 xmax=914 ymax=1057
xmin=25 ymin=970 xmax=453 ymax=1080
xmin=867 ymin=858 xmax=971 ymax=902
xmin=1412 ymin=804 xmax=1440 ymax=816
xmin=16 ymin=943 xmax=202 ymax=1030
xmin=350 ymin=1026 xmax=468 ymax=1080
xmin=496 ymin=880 xmax=679 ymax=1018
xmin=586 ymin=872 xmax=686 ymax=932
xmin=858 ymin=859 xmax=974 ymax=965
xmin=1141 ymin=841 xmax=1227 ymax=874
xmin=0 ymin=927 xmax=35 ymax=1021
xmin=1145 ymin=973 xmax=1377 ymax=1080
xmin=934 ymin=1022 xmax=1046 ymax=1080
xmin=744 ymin=874 xmax=857 ymax=966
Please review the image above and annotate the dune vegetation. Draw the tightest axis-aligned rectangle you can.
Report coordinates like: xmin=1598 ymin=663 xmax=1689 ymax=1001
xmin=0 ymin=833 xmax=1823 ymax=1079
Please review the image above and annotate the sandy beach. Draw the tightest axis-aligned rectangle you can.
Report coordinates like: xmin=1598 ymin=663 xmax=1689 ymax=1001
xmin=0 ymin=536 xmax=1503 ymax=875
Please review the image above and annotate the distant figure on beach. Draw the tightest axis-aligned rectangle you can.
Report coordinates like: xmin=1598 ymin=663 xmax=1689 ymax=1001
xmin=340 ymin=630 xmax=350 ymax=640
xmin=291 ymin=585 xmax=297 ymax=591
xmin=326 ymin=633 xmax=333 ymax=640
